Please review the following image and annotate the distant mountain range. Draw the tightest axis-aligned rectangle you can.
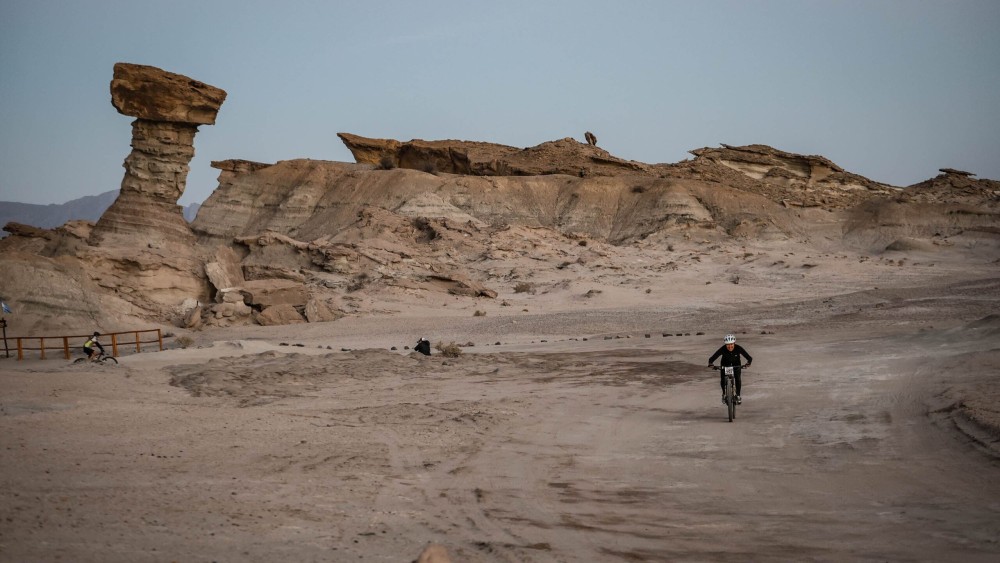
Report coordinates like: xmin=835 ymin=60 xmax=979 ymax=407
xmin=1 ymin=190 xmax=200 ymax=235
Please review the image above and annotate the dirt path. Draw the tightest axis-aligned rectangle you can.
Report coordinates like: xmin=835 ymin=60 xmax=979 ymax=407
xmin=1 ymin=284 xmax=998 ymax=562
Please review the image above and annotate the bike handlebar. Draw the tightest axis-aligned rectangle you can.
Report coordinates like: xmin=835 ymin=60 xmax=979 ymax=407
xmin=707 ymin=364 xmax=750 ymax=370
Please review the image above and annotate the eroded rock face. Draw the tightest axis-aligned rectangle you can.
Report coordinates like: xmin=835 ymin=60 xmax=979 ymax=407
xmin=192 ymin=158 xmax=799 ymax=246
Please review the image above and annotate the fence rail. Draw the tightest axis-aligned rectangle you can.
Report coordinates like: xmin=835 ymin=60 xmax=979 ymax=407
xmin=2 ymin=329 xmax=163 ymax=361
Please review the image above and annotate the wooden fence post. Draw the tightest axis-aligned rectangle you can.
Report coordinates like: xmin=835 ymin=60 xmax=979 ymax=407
xmin=17 ymin=338 xmax=23 ymax=361
xmin=111 ymin=333 xmax=118 ymax=358
xmin=63 ymin=336 xmax=70 ymax=360
xmin=40 ymin=337 xmax=45 ymax=360
xmin=157 ymin=329 xmax=163 ymax=351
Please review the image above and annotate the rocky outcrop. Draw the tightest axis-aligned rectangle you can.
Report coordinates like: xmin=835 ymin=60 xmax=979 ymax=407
xmin=843 ymin=169 xmax=1000 ymax=251
xmin=684 ymin=144 xmax=898 ymax=209
xmin=337 ymin=133 xmax=649 ymax=177
xmin=903 ymin=169 xmax=1000 ymax=204
xmin=2 ymin=222 xmax=52 ymax=239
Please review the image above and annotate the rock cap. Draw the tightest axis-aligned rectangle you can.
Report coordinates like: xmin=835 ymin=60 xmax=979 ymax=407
xmin=110 ymin=62 xmax=226 ymax=124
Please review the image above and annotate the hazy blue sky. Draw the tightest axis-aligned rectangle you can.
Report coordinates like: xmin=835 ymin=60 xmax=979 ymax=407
xmin=1 ymin=0 xmax=998 ymax=206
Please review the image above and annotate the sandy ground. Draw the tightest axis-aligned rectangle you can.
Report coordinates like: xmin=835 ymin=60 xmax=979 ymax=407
xmin=2 ymin=260 xmax=1000 ymax=561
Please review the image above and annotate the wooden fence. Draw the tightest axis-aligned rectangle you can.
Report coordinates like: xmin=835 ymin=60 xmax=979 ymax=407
xmin=2 ymin=329 xmax=163 ymax=361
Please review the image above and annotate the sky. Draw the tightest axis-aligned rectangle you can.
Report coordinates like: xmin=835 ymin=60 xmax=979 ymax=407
xmin=1 ymin=0 xmax=998 ymax=207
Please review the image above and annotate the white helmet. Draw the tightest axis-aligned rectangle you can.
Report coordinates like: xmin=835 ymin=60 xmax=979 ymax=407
xmin=724 ymin=334 xmax=736 ymax=344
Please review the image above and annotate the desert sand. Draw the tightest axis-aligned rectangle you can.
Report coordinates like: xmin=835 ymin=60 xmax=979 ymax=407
xmin=2 ymin=242 xmax=999 ymax=563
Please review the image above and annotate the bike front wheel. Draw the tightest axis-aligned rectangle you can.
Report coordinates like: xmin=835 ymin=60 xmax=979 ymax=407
xmin=102 ymin=356 xmax=118 ymax=365
xmin=727 ymin=380 xmax=736 ymax=422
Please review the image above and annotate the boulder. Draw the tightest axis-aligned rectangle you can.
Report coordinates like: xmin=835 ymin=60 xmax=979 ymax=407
xmin=240 ymin=279 xmax=308 ymax=309
xmin=431 ymin=273 xmax=497 ymax=298
xmin=254 ymin=304 xmax=305 ymax=326
xmin=183 ymin=304 xmax=203 ymax=329
xmin=416 ymin=543 xmax=452 ymax=563
xmin=304 ymin=297 xmax=342 ymax=323
xmin=205 ymin=247 xmax=246 ymax=298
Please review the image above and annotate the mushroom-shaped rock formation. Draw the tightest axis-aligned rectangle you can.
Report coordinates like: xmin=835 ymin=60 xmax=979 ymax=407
xmin=79 ymin=63 xmax=227 ymax=320
xmin=89 ymin=63 xmax=226 ymax=248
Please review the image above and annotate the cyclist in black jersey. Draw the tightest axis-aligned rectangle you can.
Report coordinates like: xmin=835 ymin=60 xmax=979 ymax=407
xmin=708 ymin=334 xmax=752 ymax=404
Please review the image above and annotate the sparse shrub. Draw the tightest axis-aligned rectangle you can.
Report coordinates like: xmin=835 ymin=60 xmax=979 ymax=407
xmin=421 ymin=161 xmax=438 ymax=175
xmin=631 ymin=185 xmax=646 ymax=194
xmin=645 ymin=288 xmax=652 ymax=294
xmin=473 ymin=310 xmax=486 ymax=317
xmin=436 ymin=341 xmax=462 ymax=357
xmin=378 ymin=155 xmax=396 ymax=170
xmin=514 ymin=282 xmax=534 ymax=294
xmin=347 ymin=272 xmax=370 ymax=292
xmin=584 ymin=289 xmax=602 ymax=298
xmin=175 ymin=336 xmax=194 ymax=349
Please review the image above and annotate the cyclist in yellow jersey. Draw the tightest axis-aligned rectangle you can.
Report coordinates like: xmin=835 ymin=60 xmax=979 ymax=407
xmin=83 ymin=331 xmax=105 ymax=361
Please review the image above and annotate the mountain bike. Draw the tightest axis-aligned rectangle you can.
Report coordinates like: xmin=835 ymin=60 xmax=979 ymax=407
xmin=73 ymin=351 xmax=118 ymax=365
xmin=709 ymin=364 xmax=747 ymax=422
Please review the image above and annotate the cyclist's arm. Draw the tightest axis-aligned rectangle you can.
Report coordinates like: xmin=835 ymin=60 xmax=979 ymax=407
xmin=740 ymin=347 xmax=752 ymax=365
xmin=708 ymin=347 xmax=722 ymax=366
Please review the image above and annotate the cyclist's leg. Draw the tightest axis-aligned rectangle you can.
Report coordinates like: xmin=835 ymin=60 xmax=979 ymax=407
xmin=735 ymin=369 xmax=742 ymax=396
